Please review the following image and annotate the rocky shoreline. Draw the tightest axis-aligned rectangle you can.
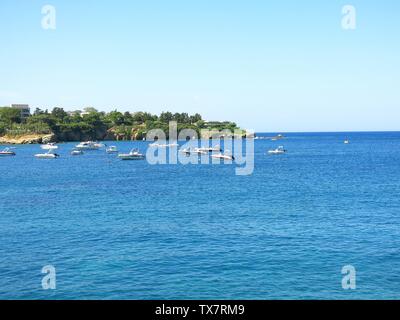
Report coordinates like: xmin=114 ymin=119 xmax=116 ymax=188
xmin=0 ymin=133 xmax=56 ymax=145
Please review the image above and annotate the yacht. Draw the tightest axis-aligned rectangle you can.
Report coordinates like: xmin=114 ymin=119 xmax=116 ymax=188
xmin=71 ymin=149 xmax=84 ymax=156
xmin=35 ymin=150 xmax=60 ymax=159
xmin=271 ymin=134 xmax=284 ymax=141
xmin=75 ymin=141 xmax=100 ymax=150
xmin=211 ymin=152 xmax=235 ymax=160
xmin=41 ymin=143 xmax=59 ymax=150
xmin=106 ymin=146 xmax=118 ymax=154
xmin=149 ymin=142 xmax=179 ymax=148
xmin=268 ymin=146 xmax=287 ymax=155
xmin=344 ymin=139 xmax=350 ymax=144
xmin=0 ymin=147 xmax=16 ymax=156
xmin=196 ymin=144 xmax=222 ymax=153
xmin=118 ymin=149 xmax=145 ymax=160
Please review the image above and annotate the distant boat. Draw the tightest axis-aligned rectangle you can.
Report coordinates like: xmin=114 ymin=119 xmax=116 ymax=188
xmin=0 ymin=147 xmax=16 ymax=156
xmin=71 ymin=149 xmax=84 ymax=156
xmin=211 ymin=152 xmax=235 ymax=161
xmin=268 ymin=146 xmax=287 ymax=155
xmin=41 ymin=143 xmax=58 ymax=150
xmin=271 ymin=134 xmax=284 ymax=141
xmin=149 ymin=142 xmax=179 ymax=148
xmin=106 ymin=146 xmax=118 ymax=154
xmin=344 ymin=140 xmax=350 ymax=144
xmin=118 ymin=149 xmax=145 ymax=160
xmin=180 ymin=147 xmax=208 ymax=156
xmin=195 ymin=144 xmax=222 ymax=153
xmin=75 ymin=141 xmax=100 ymax=150
xmin=35 ymin=150 xmax=59 ymax=159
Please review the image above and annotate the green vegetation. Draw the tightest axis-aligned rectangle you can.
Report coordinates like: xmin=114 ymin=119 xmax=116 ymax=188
xmin=0 ymin=106 xmax=244 ymax=142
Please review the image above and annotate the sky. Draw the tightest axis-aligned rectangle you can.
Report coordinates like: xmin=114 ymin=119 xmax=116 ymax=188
xmin=0 ymin=0 xmax=399 ymax=132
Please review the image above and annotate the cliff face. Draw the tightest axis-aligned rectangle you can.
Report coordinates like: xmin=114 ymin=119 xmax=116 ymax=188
xmin=0 ymin=133 xmax=56 ymax=144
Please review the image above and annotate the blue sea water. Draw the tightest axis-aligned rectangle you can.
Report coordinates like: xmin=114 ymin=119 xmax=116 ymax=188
xmin=1 ymin=132 xmax=400 ymax=300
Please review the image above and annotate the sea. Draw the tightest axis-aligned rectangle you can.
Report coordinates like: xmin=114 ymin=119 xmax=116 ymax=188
xmin=1 ymin=132 xmax=400 ymax=299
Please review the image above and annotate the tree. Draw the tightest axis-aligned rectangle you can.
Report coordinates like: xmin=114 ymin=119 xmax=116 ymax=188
xmin=83 ymin=107 xmax=98 ymax=113
xmin=51 ymin=107 xmax=68 ymax=121
xmin=0 ymin=107 xmax=21 ymax=124
xmin=105 ymin=110 xmax=125 ymax=126
xmin=159 ymin=111 xmax=173 ymax=123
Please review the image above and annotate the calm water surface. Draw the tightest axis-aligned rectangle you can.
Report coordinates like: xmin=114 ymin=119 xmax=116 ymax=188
xmin=1 ymin=132 xmax=400 ymax=299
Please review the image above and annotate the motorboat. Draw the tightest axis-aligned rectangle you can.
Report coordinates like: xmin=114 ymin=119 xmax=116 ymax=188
xmin=118 ymin=149 xmax=145 ymax=160
xmin=35 ymin=150 xmax=60 ymax=159
xmin=41 ymin=143 xmax=58 ymax=150
xmin=106 ymin=146 xmax=118 ymax=154
xmin=71 ymin=149 xmax=84 ymax=156
xmin=75 ymin=141 xmax=100 ymax=150
xmin=149 ymin=142 xmax=179 ymax=148
xmin=94 ymin=142 xmax=105 ymax=148
xmin=211 ymin=152 xmax=235 ymax=161
xmin=268 ymin=146 xmax=287 ymax=155
xmin=179 ymin=148 xmax=192 ymax=156
xmin=196 ymin=144 xmax=222 ymax=153
xmin=180 ymin=147 xmax=207 ymax=156
xmin=344 ymin=140 xmax=350 ymax=144
xmin=271 ymin=134 xmax=284 ymax=141
xmin=0 ymin=147 xmax=16 ymax=156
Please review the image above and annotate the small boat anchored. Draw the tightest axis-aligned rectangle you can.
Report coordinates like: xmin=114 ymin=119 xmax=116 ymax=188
xmin=195 ymin=144 xmax=222 ymax=153
xmin=71 ymin=149 xmax=84 ymax=156
xmin=35 ymin=150 xmax=60 ymax=159
xmin=0 ymin=147 xmax=16 ymax=156
xmin=149 ymin=142 xmax=179 ymax=148
xmin=75 ymin=141 xmax=100 ymax=150
xmin=118 ymin=149 xmax=145 ymax=160
xmin=41 ymin=143 xmax=59 ymax=150
xmin=106 ymin=146 xmax=118 ymax=154
xmin=211 ymin=152 xmax=235 ymax=161
xmin=268 ymin=146 xmax=287 ymax=155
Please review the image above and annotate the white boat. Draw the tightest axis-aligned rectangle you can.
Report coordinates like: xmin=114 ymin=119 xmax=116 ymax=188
xmin=75 ymin=141 xmax=100 ymax=150
xmin=195 ymin=144 xmax=221 ymax=153
xmin=71 ymin=149 xmax=84 ymax=156
xmin=94 ymin=142 xmax=105 ymax=148
xmin=268 ymin=146 xmax=287 ymax=155
xmin=41 ymin=143 xmax=59 ymax=150
xmin=106 ymin=146 xmax=118 ymax=154
xmin=0 ymin=147 xmax=16 ymax=156
xmin=211 ymin=152 xmax=235 ymax=160
xmin=344 ymin=140 xmax=350 ymax=144
xmin=149 ymin=142 xmax=179 ymax=148
xmin=180 ymin=147 xmax=207 ymax=156
xmin=271 ymin=134 xmax=284 ymax=141
xmin=35 ymin=150 xmax=60 ymax=159
xmin=118 ymin=149 xmax=145 ymax=160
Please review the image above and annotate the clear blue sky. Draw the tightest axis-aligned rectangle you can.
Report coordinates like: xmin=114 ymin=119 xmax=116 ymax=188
xmin=0 ymin=0 xmax=399 ymax=132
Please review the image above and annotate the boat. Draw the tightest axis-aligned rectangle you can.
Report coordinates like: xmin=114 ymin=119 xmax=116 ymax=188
xmin=118 ymin=149 xmax=145 ymax=160
xmin=71 ymin=149 xmax=84 ymax=156
xmin=94 ymin=142 xmax=105 ymax=148
xmin=34 ymin=150 xmax=60 ymax=159
xmin=180 ymin=147 xmax=208 ymax=156
xmin=195 ymin=144 xmax=222 ymax=153
xmin=106 ymin=146 xmax=118 ymax=154
xmin=41 ymin=143 xmax=58 ymax=150
xmin=75 ymin=141 xmax=100 ymax=150
xmin=0 ymin=147 xmax=16 ymax=156
xmin=271 ymin=134 xmax=284 ymax=141
xmin=149 ymin=142 xmax=179 ymax=148
xmin=211 ymin=152 xmax=235 ymax=160
xmin=179 ymin=148 xmax=192 ymax=156
xmin=344 ymin=140 xmax=350 ymax=144
xmin=268 ymin=146 xmax=287 ymax=155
